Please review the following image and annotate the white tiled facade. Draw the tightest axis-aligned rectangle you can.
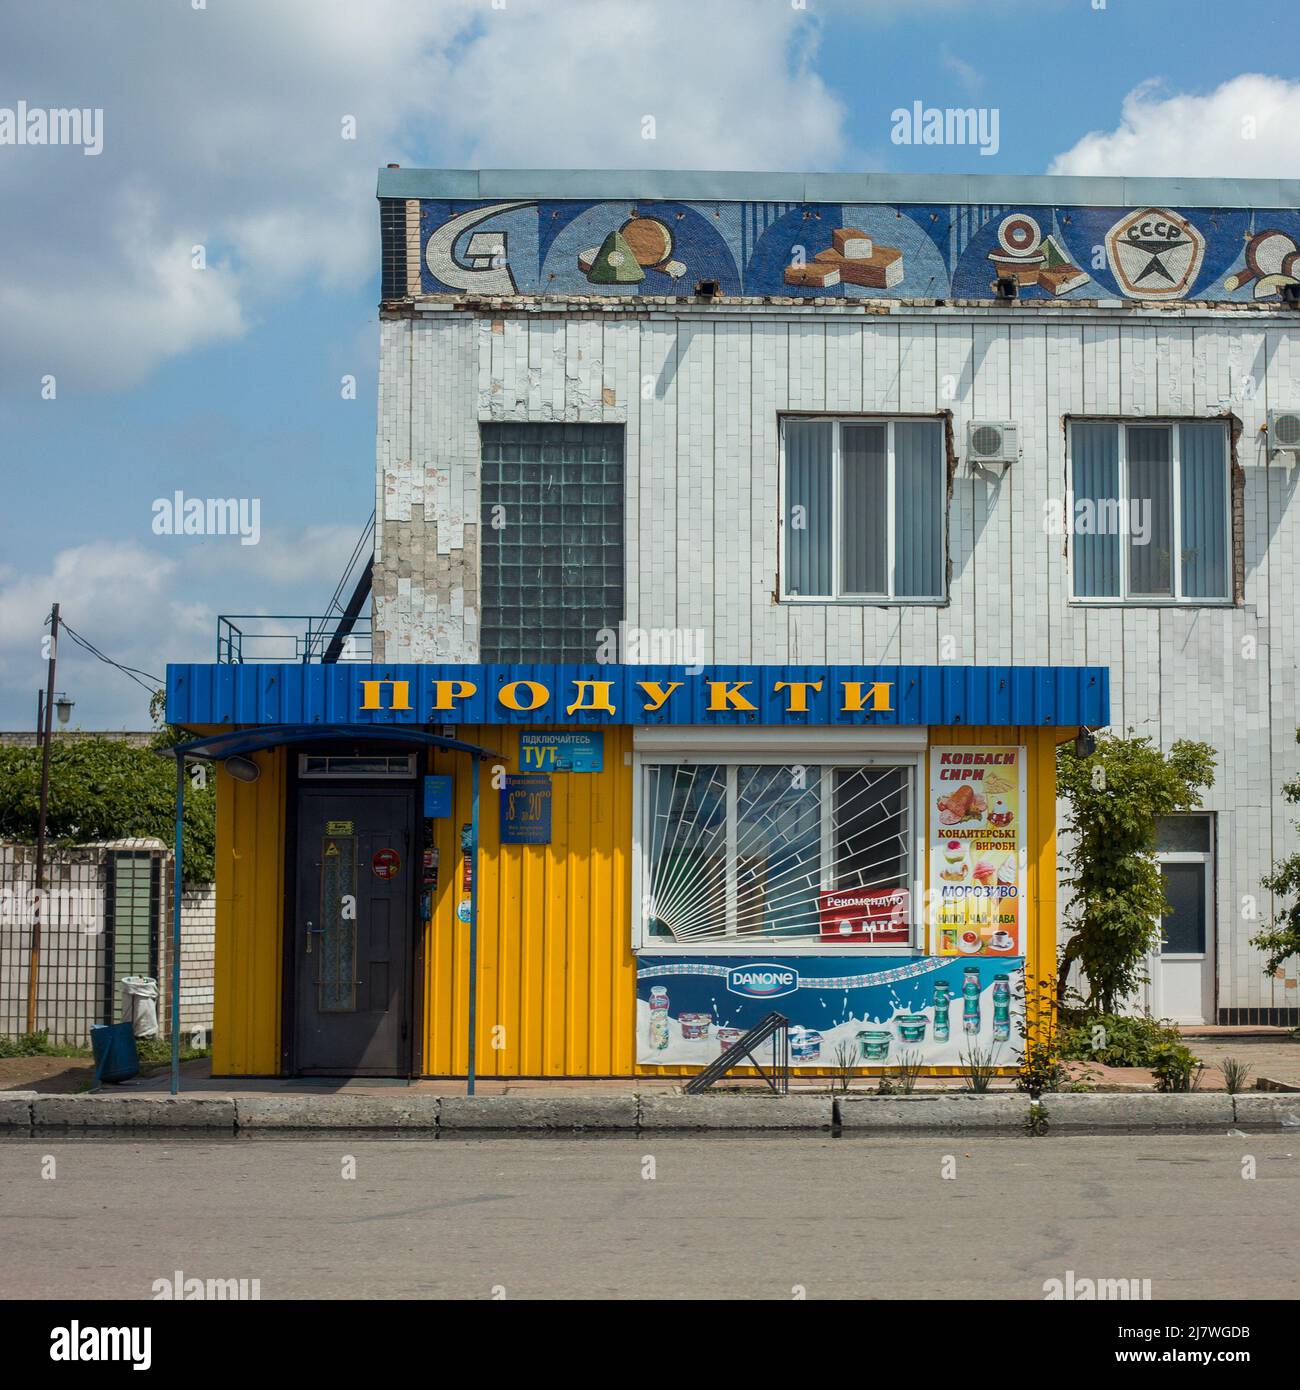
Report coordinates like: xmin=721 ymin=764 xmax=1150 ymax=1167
xmin=373 ymin=289 xmax=1299 ymax=1022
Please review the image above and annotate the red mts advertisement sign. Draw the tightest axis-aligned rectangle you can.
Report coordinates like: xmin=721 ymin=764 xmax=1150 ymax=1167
xmin=818 ymin=888 xmax=910 ymax=943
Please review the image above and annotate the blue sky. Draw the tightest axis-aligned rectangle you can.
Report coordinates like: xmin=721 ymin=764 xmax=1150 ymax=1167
xmin=1 ymin=0 xmax=1296 ymax=728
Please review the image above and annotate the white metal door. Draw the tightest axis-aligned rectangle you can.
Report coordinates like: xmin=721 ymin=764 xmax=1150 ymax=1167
xmin=1154 ymin=854 xmax=1214 ymax=1025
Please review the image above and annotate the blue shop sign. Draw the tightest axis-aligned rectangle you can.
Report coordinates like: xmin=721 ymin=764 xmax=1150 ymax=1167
xmin=500 ymin=774 xmax=552 ymax=845
xmin=519 ymin=731 xmax=603 ymax=772
xmin=166 ymin=662 xmax=1110 ymax=730
xmin=423 ymin=774 xmax=453 ymax=818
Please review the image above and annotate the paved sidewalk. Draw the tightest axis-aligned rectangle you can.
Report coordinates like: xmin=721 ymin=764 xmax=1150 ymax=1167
xmin=4 ymin=1030 xmax=1296 ymax=1099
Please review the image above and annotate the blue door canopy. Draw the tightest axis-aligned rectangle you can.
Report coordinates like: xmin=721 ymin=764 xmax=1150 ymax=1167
xmin=167 ymin=663 xmax=1109 ymax=729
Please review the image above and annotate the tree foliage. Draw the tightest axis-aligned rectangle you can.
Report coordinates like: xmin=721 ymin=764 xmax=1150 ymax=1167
xmin=1251 ymin=729 xmax=1300 ymax=973
xmin=0 ymin=694 xmax=214 ymax=882
xmin=1056 ymin=733 xmax=1216 ymax=1014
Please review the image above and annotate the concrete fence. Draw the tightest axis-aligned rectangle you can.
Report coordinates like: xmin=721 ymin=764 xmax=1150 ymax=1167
xmin=0 ymin=841 xmax=214 ymax=1045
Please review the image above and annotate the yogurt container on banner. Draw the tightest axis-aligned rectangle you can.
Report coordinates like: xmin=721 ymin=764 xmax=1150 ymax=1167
xmin=790 ymin=1027 xmax=822 ymax=1061
xmin=857 ymin=1029 xmax=891 ymax=1062
xmin=716 ymin=1027 xmax=743 ymax=1051
xmin=896 ymin=1014 xmax=928 ymax=1044
xmin=678 ymin=1012 xmax=712 ymax=1040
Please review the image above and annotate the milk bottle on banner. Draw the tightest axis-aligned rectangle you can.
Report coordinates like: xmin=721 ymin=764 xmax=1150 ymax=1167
xmin=993 ymin=974 xmax=1011 ymax=1042
xmin=648 ymin=985 xmax=670 ymax=1051
xmin=962 ymin=967 xmax=981 ymax=1036
xmin=932 ymin=980 xmax=951 ymax=1042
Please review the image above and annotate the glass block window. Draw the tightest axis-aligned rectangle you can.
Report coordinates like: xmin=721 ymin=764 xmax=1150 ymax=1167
xmin=480 ymin=424 xmax=625 ymax=662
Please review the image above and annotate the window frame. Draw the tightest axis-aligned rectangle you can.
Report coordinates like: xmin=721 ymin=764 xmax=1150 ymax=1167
xmin=298 ymin=754 xmax=418 ymax=780
xmin=478 ymin=421 xmax=626 ymax=663
xmin=1154 ymin=813 xmax=1215 ymax=961
xmin=631 ymin=746 xmax=926 ymax=954
xmin=778 ymin=414 xmax=948 ymax=605
xmin=1067 ymin=417 xmax=1234 ymax=607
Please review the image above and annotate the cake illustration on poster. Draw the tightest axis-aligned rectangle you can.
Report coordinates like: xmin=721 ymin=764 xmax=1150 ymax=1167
xmin=635 ymin=956 xmax=1024 ymax=1068
xmin=929 ymin=746 xmax=1026 ymax=959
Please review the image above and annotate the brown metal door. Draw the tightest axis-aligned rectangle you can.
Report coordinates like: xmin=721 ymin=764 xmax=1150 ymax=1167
xmin=294 ymin=788 xmax=414 ymax=1075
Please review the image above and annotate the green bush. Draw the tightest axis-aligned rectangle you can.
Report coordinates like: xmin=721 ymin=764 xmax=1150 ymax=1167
xmin=0 ymin=1030 xmax=89 ymax=1059
xmin=135 ymin=1037 xmax=210 ymax=1064
xmin=0 ymin=1031 xmax=50 ymax=1058
xmin=1057 ymin=733 xmax=1215 ymax=1012
xmin=1016 ymin=1037 xmax=1068 ymax=1096
xmin=0 ymin=733 xmax=214 ymax=883
xmin=1151 ymin=1041 xmax=1203 ymax=1092
xmin=1060 ymin=1012 xmax=1182 ymax=1068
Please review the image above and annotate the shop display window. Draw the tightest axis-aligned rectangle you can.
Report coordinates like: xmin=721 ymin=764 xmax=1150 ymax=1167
xmin=638 ymin=759 xmax=916 ymax=945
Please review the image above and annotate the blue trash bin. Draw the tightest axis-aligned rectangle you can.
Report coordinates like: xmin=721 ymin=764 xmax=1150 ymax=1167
xmin=90 ymin=1021 xmax=140 ymax=1086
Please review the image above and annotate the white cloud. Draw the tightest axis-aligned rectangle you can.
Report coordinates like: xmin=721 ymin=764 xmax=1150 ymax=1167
xmin=0 ymin=0 xmax=847 ymax=393
xmin=940 ymin=47 xmax=984 ymax=96
xmin=0 ymin=527 xmax=369 ymax=728
xmin=185 ymin=524 xmax=362 ymax=588
xmin=433 ymin=1 xmax=846 ymax=171
xmin=0 ymin=542 xmax=202 ymax=728
xmin=1049 ymin=74 xmax=1300 ymax=178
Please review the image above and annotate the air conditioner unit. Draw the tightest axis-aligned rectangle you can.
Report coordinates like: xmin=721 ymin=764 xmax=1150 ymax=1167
xmin=967 ymin=420 xmax=1020 ymax=473
xmin=1267 ymin=410 xmax=1300 ymax=455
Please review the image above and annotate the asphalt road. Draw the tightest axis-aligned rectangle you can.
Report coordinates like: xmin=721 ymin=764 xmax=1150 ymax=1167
xmin=0 ymin=1133 xmax=1295 ymax=1300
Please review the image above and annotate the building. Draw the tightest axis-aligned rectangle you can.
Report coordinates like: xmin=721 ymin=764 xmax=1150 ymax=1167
xmin=167 ymin=167 xmax=1300 ymax=1080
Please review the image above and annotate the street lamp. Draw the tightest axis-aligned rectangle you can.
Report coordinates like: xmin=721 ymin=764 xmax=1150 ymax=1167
xmin=36 ymin=689 xmax=74 ymax=742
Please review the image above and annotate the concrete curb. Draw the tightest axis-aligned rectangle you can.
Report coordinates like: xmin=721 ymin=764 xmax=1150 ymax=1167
xmin=441 ymin=1095 xmax=638 ymax=1129
xmin=32 ymin=1095 xmax=237 ymax=1129
xmin=234 ymin=1095 xmax=441 ymax=1130
xmin=1038 ymin=1092 xmax=1235 ymax=1131
xmin=638 ymin=1095 xmax=833 ymax=1129
xmin=837 ymin=1094 xmax=1028 ymax=1131
xmin=0 ymin=1092 xmax=38 ymax=1129
xmin=5 ymin=1088 xmax=1298 ymax=1134
xmin=1232 ymin=1093 xmax=1300 ymax=1127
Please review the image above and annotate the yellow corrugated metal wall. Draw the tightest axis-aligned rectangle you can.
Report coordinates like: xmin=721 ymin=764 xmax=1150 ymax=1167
xmin=210 ymin=727 xmax=1057 ymax=1077
xmin=211 ymin=749 xmax=284 ymax=1075
xmin=424 ymin=725 xmax=636 ymax=1076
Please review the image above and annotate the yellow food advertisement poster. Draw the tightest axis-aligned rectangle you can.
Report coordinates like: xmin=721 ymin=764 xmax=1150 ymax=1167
xmin=928 ymin=746 xmax=1025 ymax=958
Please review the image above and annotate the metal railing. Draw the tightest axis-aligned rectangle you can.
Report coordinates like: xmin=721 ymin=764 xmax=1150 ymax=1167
xmin=216 ymin=615 xmax=373 ymax=664
xmin=683 ymin=1012 xmax=791 ymax=1095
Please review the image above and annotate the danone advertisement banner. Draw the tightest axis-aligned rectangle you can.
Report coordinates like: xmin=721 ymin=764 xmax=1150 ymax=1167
xmin=929 ymin=746 xmax=1026 ymax=959
xmin=636 ymin=956 xmax=1024 ymax=1068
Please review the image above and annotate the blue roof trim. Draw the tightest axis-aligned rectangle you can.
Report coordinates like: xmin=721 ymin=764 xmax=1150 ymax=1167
xmin=377 ymin=167 xmax=1300 ymax=211
xmin=167 ymin=664 xmax=1110 ymax=730
xmin=162 ymin=725 xmax=496 ymax=761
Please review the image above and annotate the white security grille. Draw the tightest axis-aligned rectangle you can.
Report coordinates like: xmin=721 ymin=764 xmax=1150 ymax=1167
xmin=643 ymin=763 xmax=912 ymax=943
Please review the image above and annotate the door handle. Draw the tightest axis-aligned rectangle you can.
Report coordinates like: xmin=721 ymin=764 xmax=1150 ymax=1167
xmin=305 ymin=920 xmax=324 ymax=953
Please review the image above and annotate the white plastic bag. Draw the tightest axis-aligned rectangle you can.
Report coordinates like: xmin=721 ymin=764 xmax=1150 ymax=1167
xmin=120 ymin=975 xmax=159 ymax=1039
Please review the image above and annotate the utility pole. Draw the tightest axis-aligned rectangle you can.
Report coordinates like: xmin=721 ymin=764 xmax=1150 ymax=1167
xmin=26 ymin=602 xmax=60 ymax=1035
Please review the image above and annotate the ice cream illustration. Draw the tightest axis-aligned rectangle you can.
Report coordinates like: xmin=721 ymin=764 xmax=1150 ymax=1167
xmin=940 ymin=839 xmax=968 ymax=881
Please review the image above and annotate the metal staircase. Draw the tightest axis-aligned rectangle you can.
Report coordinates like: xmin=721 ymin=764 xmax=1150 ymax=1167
xmin=682 ymin=1012 xmax=791 ymax=1095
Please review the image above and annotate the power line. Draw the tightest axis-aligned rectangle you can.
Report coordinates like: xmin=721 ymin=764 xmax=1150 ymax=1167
xmin=58 ymin=618 xmax=162 ymax=696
